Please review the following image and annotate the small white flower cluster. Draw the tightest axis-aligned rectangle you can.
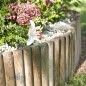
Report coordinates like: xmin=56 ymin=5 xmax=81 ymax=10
xmin=41 ymin=21 xmax=73 ymax=42
xmin=0 ymin=44 xmax=16 ymax=53
xmin=27 ymin=21 xmax=74 ymax=45
xmin=0 ymin=21 xmax=74 ymax=53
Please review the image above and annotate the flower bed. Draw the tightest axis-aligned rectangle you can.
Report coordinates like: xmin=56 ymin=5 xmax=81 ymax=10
xmin=0 ymin=0 xmax=81 ymax=49
xmin=0 ymin=1 xmax=81 ymax=86
xmin=0 ymin=21 xmax=74 ymax=53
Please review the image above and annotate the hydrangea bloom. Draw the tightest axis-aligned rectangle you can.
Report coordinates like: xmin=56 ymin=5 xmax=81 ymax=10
xmin=7 ymin=2 xmax=41 ymax=25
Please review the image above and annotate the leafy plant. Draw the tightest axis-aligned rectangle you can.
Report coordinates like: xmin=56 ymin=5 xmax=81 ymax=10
xmin=0 ymin=0 xmax=81 ymax=48
xmin=0 ymin=22 xmax=28 ymax=47
xmin=65 ymin=75 xmax=86 ymax=86
xmin=0 ymin=6 xmax=28 ymax=47
xmin=33 ymin=0 xmax=81 ymax=27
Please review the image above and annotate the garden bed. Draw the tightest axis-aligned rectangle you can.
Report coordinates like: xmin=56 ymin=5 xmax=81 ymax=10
xmin=0 ymin=0 xmax=81 ymax=86
xmin=0 ymin=11 xmax=81 ymax=86
xmin=0 ymin=29 xmax=74 ymax=86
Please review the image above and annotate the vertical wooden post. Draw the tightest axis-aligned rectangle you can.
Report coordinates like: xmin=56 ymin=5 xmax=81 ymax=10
xmin=65 ymin=35 xmax=70 ymax=80
xmin=13 ymin=50 xmax=25 ymax=86
xmin=68 ymin=35 xmax=71 ymax=77
xmin=70 ymin=33 xmax=74 ymax=76
xmin=40 ymin=43 xmax=49 ymax=86
xmin=72 ymin=31 xmax=75 ymax=73
xmin=23 ymin=47 xmax=34 ymax=86
xmin=0 ymin=54 xmax=6 ymax=86
xmin=3 ymin=52 xmax=16 ymax=86
xmin=54 ymin=38 xmax=60 ymax=86
xmin=69 ymin=33 xmax=73 ymax=76
xmin=70 ymin=21 xmax=76 ymax=71
xmin=31 ymin=45 xmax=42 ymax=86
xmin=60 ymin=37 xmax=66 ymax=86
xmin=75 ymin=21 xmax=78 ymax=71
xmin=76 ymin=14 xmax=81 ymax=65
xmin=47 ymin=41 xmax=54 ymax=86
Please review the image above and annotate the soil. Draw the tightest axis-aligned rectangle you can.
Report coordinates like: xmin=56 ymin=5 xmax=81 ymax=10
xmin=75 ymin=36 xmax=86 ymax=74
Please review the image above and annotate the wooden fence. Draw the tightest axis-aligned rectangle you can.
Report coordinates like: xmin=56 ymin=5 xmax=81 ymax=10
xmin=0 ymin=12 xmax=81 ymax=86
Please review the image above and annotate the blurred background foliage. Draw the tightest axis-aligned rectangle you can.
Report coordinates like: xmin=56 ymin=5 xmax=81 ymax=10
xmin=71 ymin=0 xmax=86 ymax=36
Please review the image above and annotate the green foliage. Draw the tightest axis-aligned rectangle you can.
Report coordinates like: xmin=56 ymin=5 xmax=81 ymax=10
xmin=0 ymin=0 xmax=15 ymax=7
xmin=20 ymin=0 xmax=27 ymax=3
xmin=0 ymin=22 xmax=28 ymax=47
xmin=33 ymin=0 xmax=81 ymax=28
xmin=65 ymin=75 xmax=86 ymax=86
xmin=0 ymin=0 xmax=81 ymax=47
xmin=33 ymin=0 xmax=62 ymax=28
xmin=0 ymin=6 xmax=28 ymax=47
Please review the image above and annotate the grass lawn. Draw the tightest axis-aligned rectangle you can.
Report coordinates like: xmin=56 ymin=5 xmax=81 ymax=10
xmin=72 ymin=0 xmax=86 ymax=36
xmin=65 ymin=75 xmax=86 ymax=86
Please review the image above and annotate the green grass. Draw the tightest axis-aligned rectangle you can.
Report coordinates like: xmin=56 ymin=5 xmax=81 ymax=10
xmin=65 ymin=74 xmax=86 ymax=86
xmin=71 ymin=0 xmax=86 ymax=36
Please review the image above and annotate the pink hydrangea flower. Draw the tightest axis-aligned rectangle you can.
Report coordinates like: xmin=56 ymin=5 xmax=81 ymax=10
xmin=7 ymin=2 xmax=41 ymax=25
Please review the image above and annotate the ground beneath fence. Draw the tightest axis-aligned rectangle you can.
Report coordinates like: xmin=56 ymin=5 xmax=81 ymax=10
xmin=76 ymin=36 xmax=86 ymax=74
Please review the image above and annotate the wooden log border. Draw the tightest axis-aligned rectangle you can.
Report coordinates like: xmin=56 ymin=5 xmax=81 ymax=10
xmin=0 ymin=12 xmax=81 ymax=86
xmin=0 ymin=30 xmax=77 ymax=86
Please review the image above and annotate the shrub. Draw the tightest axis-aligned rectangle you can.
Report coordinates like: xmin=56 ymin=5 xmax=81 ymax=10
xmin=0 ymin=0 xmax=81 ymax=47
xmin=0 ymin=1 xmax=41 ymax=47
xmin=33 ymin=0 xmax=81 ymax=27
xmin=0 ymin=6 xmax=28 ymax=47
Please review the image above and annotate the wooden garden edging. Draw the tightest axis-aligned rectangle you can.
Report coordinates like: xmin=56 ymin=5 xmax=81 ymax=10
xmin=0 ymin=12 xmax=81 ymax=86
xmin=69 ymin=11 xmax=81 ymax=71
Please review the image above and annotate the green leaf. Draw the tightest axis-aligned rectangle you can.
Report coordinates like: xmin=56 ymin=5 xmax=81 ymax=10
xmin=0 ymin=37 xmax=4 ymax=45
xmin=73 ymin=2 xmax=79 ymax=7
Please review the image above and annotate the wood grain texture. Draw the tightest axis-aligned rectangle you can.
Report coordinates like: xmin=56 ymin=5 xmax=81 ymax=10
xmin=23 ymin=47 xmax=33 ymax=86
xmin=65 ymin=35 xmax=70 ymax=80
xmin=74 ymin=21 xmax=78 ymax=70
xmin=72 ymin=31 xmax=76 ymax=72
xmin=68 ymin=35 xmax=71 ymax=77
xmin=77 ymin=16 xmax=81 ymax=55
xmin=3 ymin=52 xmax=16 ymax=86
xmin=31 ymin=45 xmax=41 ymax=86
xmin=70 ymin=33 xmax=74 ymax=76
xmin=0 ymin=54 xmax=5 ymax=86
xmin=47 ymin=41 xmax=54 ymax=86
xmin=13 ymin=50 xmax=25 ymax=86
xmin=40 ymin=43 xmax=49 ymax=86
xmin=54 ymin=38 xmax=60 ymax=86
xmin=69 ymin=34 xmax=73 ymax=76
xmin=76 ymin=16 xmax=81 ymax=67
xmin=60 ymin=37 xmax=66 ymax=86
